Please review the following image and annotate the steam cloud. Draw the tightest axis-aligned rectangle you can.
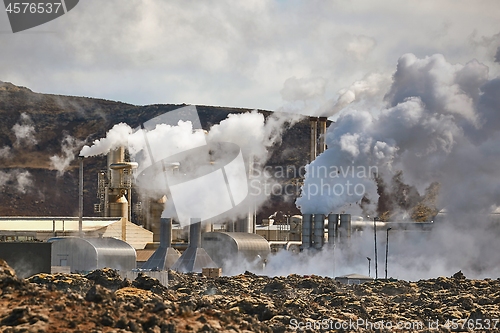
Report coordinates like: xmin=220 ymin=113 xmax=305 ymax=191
xmin=282 ymin=53 xmax=500 ymax=279
xmin=0 ymin=169 xmax=34 ymax=194
xmin=12 ymin=113 xmax=37 ymax=148
xmin=0 ymin=146 xmax=11 ymax=159
xmin=50 ymin=135 xmax=85 ymax=176
xmin=80 ymin=110 xmax=300 ymax=225
xmin=297 ymin=53 xmax=500 ymax=216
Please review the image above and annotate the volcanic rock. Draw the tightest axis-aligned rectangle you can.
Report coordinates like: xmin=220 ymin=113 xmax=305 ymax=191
xmin=1 ymin=261 xmax=500 ymax=332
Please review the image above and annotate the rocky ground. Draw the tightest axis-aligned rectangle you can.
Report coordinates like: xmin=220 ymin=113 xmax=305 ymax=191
xmin=0 ymin=260 xmax=499 ymax=332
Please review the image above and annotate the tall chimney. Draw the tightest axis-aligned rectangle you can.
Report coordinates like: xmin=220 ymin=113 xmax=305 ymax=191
xmin=78 ymin=156 xmax=84 ymax=238
xmin=327 ymin=214 xmax=339 ymax=247
xmin=171 ymin=218 xmax=217 ymax=273
xmin=313 ymin=214 xmax=325 ymax=249
xmin=309 ymin=117 xmax=318 ymax=161
xmin=160 ymin=217 xmax=173 ymax=248
xmin=189 ymin=218 xmax=202 ymax=248
xmin=302 ymin=214 xmax=313 ymax=249
xmin=141 ymin=217 xmax=181 ymax=270
xmin=318 ymin=117 xmax=327 ymax=154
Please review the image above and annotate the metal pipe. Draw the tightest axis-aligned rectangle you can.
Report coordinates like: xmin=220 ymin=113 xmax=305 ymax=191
xmin=327 ymin=214 xmax=338 ymax=247
xmin=189 ymin=218 xmax=202 ymax=248
xmin=78 ymin=157 xmax=83 ymax=238
xmin=302 ymin=214 xmax=313 ymax=249
xmin=374 ymin=217 xmax=378 ymax=279
xmin=313 ymin=214 xmax=324 ymax=249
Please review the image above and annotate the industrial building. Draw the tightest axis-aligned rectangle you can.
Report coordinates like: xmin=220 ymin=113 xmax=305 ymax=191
xmin=0 ymin=115 xmax=441 ymax=279
xmin=0 ymin=217 xmax=152 ymax=249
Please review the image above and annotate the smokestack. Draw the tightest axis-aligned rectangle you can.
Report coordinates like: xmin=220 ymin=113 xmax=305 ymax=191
xmin=309 ymin=117 xmax=318 ymax=161
xmin=302 ymin=214 xmax=313 ymax=249
xmin=318 ymin=117 xmax=327 ymax=154
xmin=327 ymin=214 xmax=339 ymax=247
xmin=150 ymin=196 xmax=167 ymax=242
xmin=189 ymin=218 xmax=202 ymax=248
xmin=78 ymin=156 xmax=83 ymax=238
xmin=141 ymin=217 xmax=181 ymax=270
xmin=313 ymin=214 xmax=325 ymax=249
xmin=160 ymin=217 xmax=173 ymax=248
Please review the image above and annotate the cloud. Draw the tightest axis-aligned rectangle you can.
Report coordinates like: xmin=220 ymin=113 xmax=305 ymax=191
xmin=346 ymin=35 xmax=377 ymax=61
xmin=280 ymin=77 xmax=327 ymax=101
xmin=1 ymin=1 xmax=499 ymax=110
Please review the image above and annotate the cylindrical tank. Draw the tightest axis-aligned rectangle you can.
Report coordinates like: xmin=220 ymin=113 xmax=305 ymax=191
xmin=302 ymin=214 xmax=313 ymax=249
xmin=189 ymin=218 xmax=202 ymax=248
xmin=313 ymin=214 xmax=324 ymax=249
xmin=328 ymin=214 xmax=339 ymax=247
xmin=109 ymin=195 xmax=128 ymax=219
xmin=339 ymin=214 xmax=351 ymax=240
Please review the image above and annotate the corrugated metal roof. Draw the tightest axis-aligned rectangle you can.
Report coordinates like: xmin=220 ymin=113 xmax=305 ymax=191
xmin=0 ymin=217 xmax=121 ymax=232
xmin=205 ymin=232 xmax=271 ymax=253
xmin=51 ymin=237 xmax=136 ymax=272
xmin=335 ymin=273 xmax=373 ymax=280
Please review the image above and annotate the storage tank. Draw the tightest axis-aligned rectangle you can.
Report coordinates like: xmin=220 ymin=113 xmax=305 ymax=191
xmin=313 ymin=214 xmax=325 ymax=249
xmin=301 ymin=214 xmax=313 ymax=249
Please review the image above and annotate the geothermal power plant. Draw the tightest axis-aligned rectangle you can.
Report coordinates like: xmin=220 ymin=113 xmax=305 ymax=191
xmin=0 ymin=114 xmax=436 ymax=282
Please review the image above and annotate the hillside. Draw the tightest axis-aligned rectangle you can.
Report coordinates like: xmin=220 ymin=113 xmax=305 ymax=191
xmin=0 ymin=81 xmax=310 ymax=220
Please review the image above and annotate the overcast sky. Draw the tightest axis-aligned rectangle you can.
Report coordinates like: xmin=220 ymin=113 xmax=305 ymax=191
xmin=1 ymin=0 xmax=499 ymax=113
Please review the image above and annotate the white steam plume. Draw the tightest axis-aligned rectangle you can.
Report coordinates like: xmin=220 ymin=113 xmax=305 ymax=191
xmin=12 ymin=113 xmax=37 ymax=148
xmin=289 ymin=53 xmax=500 ymax=279
xmin=0 ymin=146 xmax=11 ymax=159
xmin=297 ymin=53 xmax=500 ymax=215
xmin=80 ymin=123 xmax=133 ymax=157
xmin=49 ymin=135 xmax=85 ymax=176
xmin=80 ymin=110 xmax=300 ymax=225
xmin=15 ymin=170 xmax=33 ymax=194
xmin=0 ymin=169 xmax=34 ymax=194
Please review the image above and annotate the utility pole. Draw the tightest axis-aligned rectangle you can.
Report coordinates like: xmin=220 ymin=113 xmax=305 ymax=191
xmin=367 ymin=257 xmax=371 ymax=277
xmin=78 ymin=156 xmax=84 ymax=238
xmin=385 ymin=227 xmax=392 ymax=279
xmin=374 ymin=217 xmax=378 ymax=279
